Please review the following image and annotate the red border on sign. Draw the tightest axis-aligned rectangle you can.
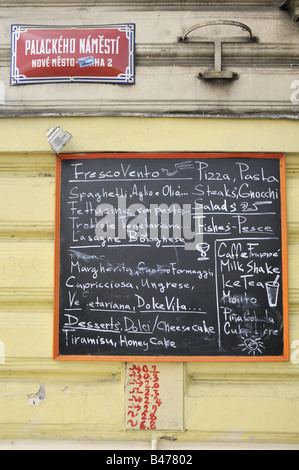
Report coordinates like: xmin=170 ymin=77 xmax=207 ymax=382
xmin=11 ymin=24 xmax=135 ymax=85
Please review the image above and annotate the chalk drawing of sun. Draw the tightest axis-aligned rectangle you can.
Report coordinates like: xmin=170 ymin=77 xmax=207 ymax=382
xmin=239 ymin=337 xmax=266 ymax=356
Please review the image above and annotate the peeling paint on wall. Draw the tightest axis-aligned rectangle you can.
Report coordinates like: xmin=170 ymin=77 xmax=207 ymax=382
xmin=28 ymin=385 xmax=46 ymax=406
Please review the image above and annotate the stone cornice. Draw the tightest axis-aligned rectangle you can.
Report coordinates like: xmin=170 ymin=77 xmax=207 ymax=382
xmin=0 ymin=0 xmax=278 ymax=8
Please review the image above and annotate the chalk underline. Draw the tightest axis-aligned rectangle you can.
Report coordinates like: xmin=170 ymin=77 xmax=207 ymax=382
xmin=68 ymin=178 xmax=193 ymax=183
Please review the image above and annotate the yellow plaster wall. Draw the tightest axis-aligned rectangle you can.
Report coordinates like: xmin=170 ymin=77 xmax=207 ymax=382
xmin=0 ymin=116 xmax=299 ymax=445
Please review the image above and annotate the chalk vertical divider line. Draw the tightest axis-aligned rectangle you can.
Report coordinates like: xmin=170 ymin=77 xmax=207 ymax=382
xmin=215 ymin=239 xmax=221 ymax=350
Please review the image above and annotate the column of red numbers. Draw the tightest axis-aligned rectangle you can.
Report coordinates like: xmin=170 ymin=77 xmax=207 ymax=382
xmin=127 ymin=364 xmax=163 ymax=430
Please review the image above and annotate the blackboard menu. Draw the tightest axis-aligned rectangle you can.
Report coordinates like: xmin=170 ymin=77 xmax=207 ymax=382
xmin=54 ymin=153 xmax=289 ymax=361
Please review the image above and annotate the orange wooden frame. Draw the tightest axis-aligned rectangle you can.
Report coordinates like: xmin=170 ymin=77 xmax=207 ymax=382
xmin=53 ymin=152 xmax=289 ymax=362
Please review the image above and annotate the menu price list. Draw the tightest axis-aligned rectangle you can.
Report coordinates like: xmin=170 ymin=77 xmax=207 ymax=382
xmin=56 ymin=155 xmax=286 ymax=359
